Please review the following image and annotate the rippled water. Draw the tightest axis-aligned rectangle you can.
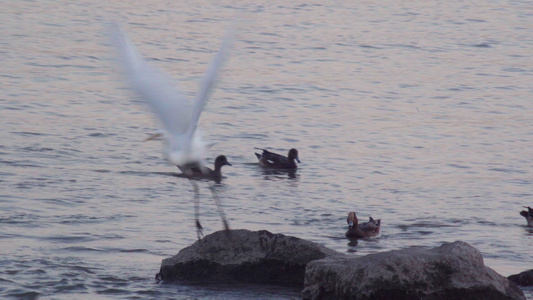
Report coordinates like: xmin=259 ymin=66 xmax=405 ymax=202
xmin=2 ymin=1 xmax=533 ymax=299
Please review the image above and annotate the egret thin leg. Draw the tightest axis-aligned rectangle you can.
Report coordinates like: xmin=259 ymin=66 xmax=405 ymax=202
xmin=208 ymin=182 xmax=230 ymax=235
xmin=189 ymin=179 xmax=203 ymax=240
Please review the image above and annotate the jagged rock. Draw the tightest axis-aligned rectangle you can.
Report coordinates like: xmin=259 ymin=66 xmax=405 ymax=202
xmin=509 ymin=269 xmax=533 ymax=286
xmin=302 ymin=241 xmax=525 ymax=300
xmin=156 ymin=229 xmax=344 ymax=287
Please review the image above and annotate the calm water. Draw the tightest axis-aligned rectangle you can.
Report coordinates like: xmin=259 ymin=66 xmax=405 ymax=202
xmin=2 ymin=1 xmax=533 ymax=299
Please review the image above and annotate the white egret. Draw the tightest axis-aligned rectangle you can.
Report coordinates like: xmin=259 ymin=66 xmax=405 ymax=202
xmin=109 ymin=22 xmax=233 ymax=239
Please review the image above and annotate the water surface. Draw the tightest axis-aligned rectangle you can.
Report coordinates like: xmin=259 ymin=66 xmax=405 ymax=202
xmin=1 ymin=0 xmax=533 ymax=298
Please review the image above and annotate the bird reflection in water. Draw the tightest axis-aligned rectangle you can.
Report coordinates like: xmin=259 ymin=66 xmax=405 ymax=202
xmin=260 ymin=168 xmax=298 ymax=180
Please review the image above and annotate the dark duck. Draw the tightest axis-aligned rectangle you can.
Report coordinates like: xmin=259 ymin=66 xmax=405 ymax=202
xmin=520 ymin=206 xmax=533 ymax=227
xmin=345 ymin=211 xmax=381 ymax=239
xmin=255 ymin=148 xmax=300 ymax=169
xmin=178 ymin=155 xmax=232 ymax=181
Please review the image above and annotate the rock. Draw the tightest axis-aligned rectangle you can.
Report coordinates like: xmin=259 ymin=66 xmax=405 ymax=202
xmin=157 ymin=229 xmax=344 ymax=287
xmin=302 ymin=241 xmax=525 ymax=300
xmin=509 ymin=269 xmax=533 ymax=286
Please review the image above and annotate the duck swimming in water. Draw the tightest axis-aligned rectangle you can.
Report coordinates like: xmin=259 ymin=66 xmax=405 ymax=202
xmin=345 ymin=211 xmax=381 ymax=239
xmin=178 ymin=155 xmax=232 ymax=181
xmin=520 ymin=206 xmax=533 ymax=227
xmin=255 ymin=148 xmax=300 ymax=169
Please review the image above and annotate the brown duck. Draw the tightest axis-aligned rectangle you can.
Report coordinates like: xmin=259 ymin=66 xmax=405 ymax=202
xmin=345 ymin=211 xmax=381 ymax=238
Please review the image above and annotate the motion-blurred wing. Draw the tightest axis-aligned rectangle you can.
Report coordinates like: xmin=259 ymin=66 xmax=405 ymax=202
xmin=186 ymin=26 xmax=234 ymax=139
xmin=110 ymin=22 xmax=191 ymax=137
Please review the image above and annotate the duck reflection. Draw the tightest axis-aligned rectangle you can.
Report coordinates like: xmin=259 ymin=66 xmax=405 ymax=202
xmin=260 ymin=168 xmax=298 ymax=180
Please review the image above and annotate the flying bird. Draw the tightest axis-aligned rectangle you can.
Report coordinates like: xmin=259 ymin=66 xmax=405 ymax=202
xmin=109 ymin=22 xmax=233 ymax=239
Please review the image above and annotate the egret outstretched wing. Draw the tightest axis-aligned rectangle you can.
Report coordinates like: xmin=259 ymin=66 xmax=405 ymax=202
xmin=109 ymin=22 xmax=235 ymax=239
xmin=186 ymin=27 xmax=234 ymax=140
xmin=109 ymin=23 xmax=191 ymax=138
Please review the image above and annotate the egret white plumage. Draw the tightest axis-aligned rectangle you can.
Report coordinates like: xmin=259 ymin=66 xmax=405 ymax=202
xmin=109 ymin=22 xmax=233 ymax=239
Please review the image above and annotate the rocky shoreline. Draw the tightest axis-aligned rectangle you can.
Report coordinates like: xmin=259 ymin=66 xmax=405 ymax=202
xmin=156 ymin=229 xmax=528 ymax=300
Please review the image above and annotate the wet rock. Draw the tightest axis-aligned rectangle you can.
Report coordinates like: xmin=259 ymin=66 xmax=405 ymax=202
xmin=509 ymin=269 xmax=533 ymax=286
xmin=302 ymin=241 xmax=525 ymax=300
xmin=157 ymin=229 xmax=344 ymax=287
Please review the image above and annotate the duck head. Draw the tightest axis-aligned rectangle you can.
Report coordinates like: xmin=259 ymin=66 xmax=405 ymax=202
xmin=288 ymin=148 xmax=301 ymax=163
xmin=347 ymin=211 xmax=358 ymax=229
xmin=214 ymin=155 xmax=232 ymax=169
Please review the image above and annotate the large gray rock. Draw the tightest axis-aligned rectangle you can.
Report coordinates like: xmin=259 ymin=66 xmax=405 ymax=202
xmin=157 ymin=229 xmax=343 ymax=287
xmin=303 ymin=241 xmax=525 ymax=300
xmin=509 ymin=269 xmax=533 ymax=286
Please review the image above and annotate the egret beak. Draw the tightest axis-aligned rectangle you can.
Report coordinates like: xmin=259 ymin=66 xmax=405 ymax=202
xmin=144 ymin=133 xmax=163 ymax=141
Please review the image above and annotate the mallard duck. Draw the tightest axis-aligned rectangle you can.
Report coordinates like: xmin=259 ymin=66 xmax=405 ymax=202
xmin=345 ymin=211 xmax=381 ymax=238
xmin=178 ymin=155 xmax=232 ymax=180
xmin=255 ymin=148 xmax=300 ymax=169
